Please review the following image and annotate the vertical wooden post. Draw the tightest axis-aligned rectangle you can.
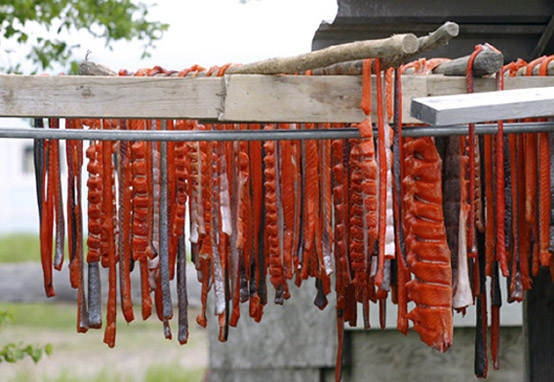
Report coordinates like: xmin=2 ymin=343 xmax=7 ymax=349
xmin=524 ymin=268 xmax=554 ymax=381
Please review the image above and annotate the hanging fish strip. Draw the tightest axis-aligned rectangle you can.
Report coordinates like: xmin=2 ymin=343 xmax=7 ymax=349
xmin=30 ymin=52 xmax=554 ymax=381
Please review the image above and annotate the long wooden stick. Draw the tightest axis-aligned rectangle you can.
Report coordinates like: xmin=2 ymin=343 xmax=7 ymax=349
xmin=79 ymin=61 xmax=117 ymax=76
xmin=312 ymin=24 xmax=502 ymax=77
xmin=517 ymin=62 xmax=554 ymax=77
xmin=433 ymin=49 xmax=503 ymax=77
xmin=312 ymin=22 xmax=459 ymax=75
xmin=225 ymin=34 xmax=418 ymax=75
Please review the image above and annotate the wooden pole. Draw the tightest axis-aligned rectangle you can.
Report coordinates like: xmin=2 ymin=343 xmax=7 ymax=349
xmin=225 ymin=33 xmax=419 ymax=74
xmin=79 ymin=61 xmax=117 ymax=76
xmin=312 ymin=21 xmax=460 ymax=75
xmin=432 ymin=49 xmax=503 ymax=77
xmin=517 ymin=62 xmax=554 ymax=77
xmin=309 ymin=22 xmax=501 ymax=77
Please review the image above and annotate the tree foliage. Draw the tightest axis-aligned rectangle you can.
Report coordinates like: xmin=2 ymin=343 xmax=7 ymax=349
xmin=0 ymin=0 xmax=169 ymax=73
xmin=0 ymin=309 xmax=52 ymax=364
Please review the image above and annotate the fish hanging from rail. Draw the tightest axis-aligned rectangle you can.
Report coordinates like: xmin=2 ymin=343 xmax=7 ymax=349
xmin=28 ymin=51 xmax=554 ymax=381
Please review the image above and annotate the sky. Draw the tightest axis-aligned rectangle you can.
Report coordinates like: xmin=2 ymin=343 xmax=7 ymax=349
xmin=3 ymin=0 xmax=338 ymax=73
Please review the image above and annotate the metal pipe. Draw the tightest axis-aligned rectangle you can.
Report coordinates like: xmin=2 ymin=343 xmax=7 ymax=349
xmin=0 ymin=121 xmax=553 ymax=141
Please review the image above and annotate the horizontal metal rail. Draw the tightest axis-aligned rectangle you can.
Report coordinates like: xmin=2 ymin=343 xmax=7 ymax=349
xmin=0 ymin=121 xmax=552 ymax=141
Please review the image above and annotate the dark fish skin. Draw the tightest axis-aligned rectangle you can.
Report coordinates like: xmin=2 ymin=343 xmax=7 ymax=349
xmin=492 ymin=262 xmax=502 ymax=307
xmin=159 ymin=140 xmax=173 ymax=319
xmin=474 ymin=229 xmax=488 ymax=378
xmin=67 ymin=139 xmax=77 ymax=265
xmin=88 ymin=261 xmax=102 ymax=328
xmin=474 ymin=294 xmax=487 ymax=376
xmin=504 ymin=135 xmax=512 ymax=253
xmin=381 ymin=259 xmax=391 ymax=292
xmin=177 ymin=234 xmax=189 ymax=344
xmin=296 ymin=140 xmax=306 ymax=269
xmin=393 ymin=120 xmax=406 ymax=265
xmin=491 ymin=261 xmax=501 ymax=370
xmin=441 ymin=136 xmax=461 ymax=290
xmin=75 ymin=139 xmax=89 ymax=332
xmin=314 ymin=278 xmax=328 ymax=310
xmin=548 ymin=133 xmax=554 ymax=254
xmin=239 ymin=256 xmax=249 ymax=303
xmin=503 ymin=135 xmax=513 ymax=299
xmin=258 ymin=143 xmax=267 ymax=306
xmin=33 ymin=118 xmax=44 ymax=221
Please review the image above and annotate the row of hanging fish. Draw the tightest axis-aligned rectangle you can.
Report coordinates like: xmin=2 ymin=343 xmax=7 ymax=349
xmin=32 ymin=47 xmax=554 ymax=381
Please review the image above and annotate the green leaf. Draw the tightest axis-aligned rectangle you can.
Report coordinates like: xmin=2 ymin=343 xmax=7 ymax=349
xmin=1 ymin=0 xmax=168 ymax=73
xmin=0 ymin=309 xmax=14 ymax=328
xmin=27 ymin=346 xmax=43 ymax=363
xmin=44 ymin=343 xmax=53 ymax=356
xmin=4 ymin=343 xmax=24 ymax=362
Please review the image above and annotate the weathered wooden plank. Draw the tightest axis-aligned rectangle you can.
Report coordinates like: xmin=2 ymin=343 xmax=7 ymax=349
xmin=222 ymin=74 xmax=365 ymax=123
xmin=2 ymin=74 xmax=554 ymax=124
xmin=0 ymin=74 xmax=448 ymax=123
xmin=223 ymin=74 xmax=437 ymax=124
xmin=0 ymin=75 xmax=224 ymax=119
xmin=411 ymin=85 xmax=554 ymax=125
xmin=424 ymin=75 xmax=554 ymax=96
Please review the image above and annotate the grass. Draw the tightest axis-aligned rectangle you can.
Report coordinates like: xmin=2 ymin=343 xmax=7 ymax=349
xmin=0 ymin=302 xmax=78 ymax=329
xmin=0 ymin=302 xmax=208 ymax=382
xmin=12 ymin=368 xmax=131 ymax=382
xmin=9 ymin=366 xmax=204 ymax=382
xmin=0 ymin=233 xmax=192 ymax=263
xmin=0 ymin=233 xmax=41 ymax=263
xmin=144 ymin=364 xmax=205 ymax=382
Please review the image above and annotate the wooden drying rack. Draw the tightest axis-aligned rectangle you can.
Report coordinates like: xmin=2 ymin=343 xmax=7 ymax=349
xmin=1 ymin=22 xmax=554 ymax=382
xmin=0 ymin=70 xmax=553 ymax=382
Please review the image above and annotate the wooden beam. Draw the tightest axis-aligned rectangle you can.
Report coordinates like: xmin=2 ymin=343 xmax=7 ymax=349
xmin=0 ymin=75 xmax=224 ymax=120
xmin=2 ymin=74 xmax=554 ymax=124
xmin=222 ymin=74 xmax=367 ymax=123
xmin=411 ymin=85 xmax=554 ymax=125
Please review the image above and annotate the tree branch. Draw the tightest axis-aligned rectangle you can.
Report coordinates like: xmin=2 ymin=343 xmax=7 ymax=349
xmin=226 ymin=33 xmax=419 ymax=75
xmin=312 ymin=21 xmax=460 ymax=75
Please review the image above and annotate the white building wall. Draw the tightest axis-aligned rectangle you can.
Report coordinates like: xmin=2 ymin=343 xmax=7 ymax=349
xmin=0 ymin=118 xmax=73 ymax=234
xmin=0 ymin=119 xmax=39 ymax=233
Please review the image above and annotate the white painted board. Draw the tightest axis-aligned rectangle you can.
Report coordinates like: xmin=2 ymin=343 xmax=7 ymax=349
xmin=411 ymin=86 xmax=554 ymax=125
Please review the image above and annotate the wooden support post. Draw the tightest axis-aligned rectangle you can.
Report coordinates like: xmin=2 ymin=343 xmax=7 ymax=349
xmin=524 ymin=268 xmax=554 ymax=382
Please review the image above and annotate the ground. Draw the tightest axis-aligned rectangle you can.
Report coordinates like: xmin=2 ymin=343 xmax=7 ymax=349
xmin=0 ymin=303 xmax=208 ymax=382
